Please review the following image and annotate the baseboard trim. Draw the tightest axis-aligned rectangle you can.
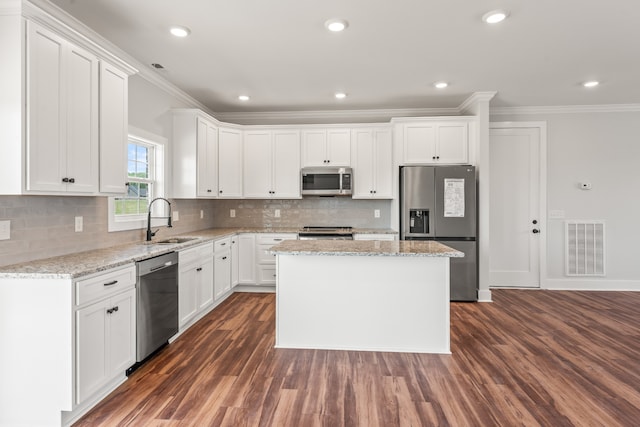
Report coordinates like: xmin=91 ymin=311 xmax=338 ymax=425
xmin=543 ymin=279 xmax=640 ymax=291
xmin=478 ymin=289 xmax=492 ymax=302
xmin=233 ymin=285 xmax=276 ymax=293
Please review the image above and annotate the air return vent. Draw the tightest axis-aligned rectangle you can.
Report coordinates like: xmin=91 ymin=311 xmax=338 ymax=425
xmin=565 ymin=221 xmax=605 ymax=276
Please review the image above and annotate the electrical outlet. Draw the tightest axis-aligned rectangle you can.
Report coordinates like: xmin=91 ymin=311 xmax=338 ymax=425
xmin=173 ymin=211 xmax=179 ymax=221
xmin=275 ymin=209 xmax=281 ymax=218
xmin=200 ymin=210 xmax=204 ymax=219
xmin=75 ymin=216 xmax=83 ymax=232
xmin=0 ymin=220 xmax=10 ymax=240
xmin=230 ymin=209 xmax=236 ymax=218
xmin=374 ymin=209 xmax=380 ymax=218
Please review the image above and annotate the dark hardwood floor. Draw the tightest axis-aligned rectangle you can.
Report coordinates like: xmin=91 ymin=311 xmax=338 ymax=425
xmin=74 ymin=289 xmax=640 ymax=426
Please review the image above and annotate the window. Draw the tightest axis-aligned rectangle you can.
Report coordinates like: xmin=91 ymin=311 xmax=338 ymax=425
xmin=108 ymin=128 xmax=166 ymax=232
xmin=115 ymin=142 xmax=154 ymax=217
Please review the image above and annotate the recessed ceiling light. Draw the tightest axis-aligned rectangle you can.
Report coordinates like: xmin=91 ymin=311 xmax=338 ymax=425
xmin=238 ymin=95 xmax=250 ymax=101
xmin=583 ymin=81 xmax=599 ymax=88
xmin=334 ymin=92 xmax=347 ymax=99
xmin=434 ymin=82 xmax=448 ymax=89
xmin=170 ymin=26 xmax=191 ymax=37
xmin=482 ymin=10 xmax=509 ymax=24
xmin=325 ymin=19 xmax=349 ymax=32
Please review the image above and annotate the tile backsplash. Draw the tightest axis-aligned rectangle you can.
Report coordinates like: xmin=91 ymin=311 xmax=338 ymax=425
xmin=0 ymin=195 xmax=391 ymax=267
xmin=209 ymin=198 xmax=391 ymax=229
xmin=0 ymin=196 xmax=216 ymax=267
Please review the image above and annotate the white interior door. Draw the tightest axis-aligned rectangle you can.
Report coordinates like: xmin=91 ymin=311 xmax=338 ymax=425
xmin=489 ymin=127 xmax=541 ymax=288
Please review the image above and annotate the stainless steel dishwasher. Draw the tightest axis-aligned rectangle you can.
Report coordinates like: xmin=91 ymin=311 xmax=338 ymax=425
xmin=135 ymin=251 xmax=179 ymax=362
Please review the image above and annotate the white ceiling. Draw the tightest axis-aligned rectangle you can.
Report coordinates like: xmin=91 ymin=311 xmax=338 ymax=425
xmin=49 ymin=0 xmax=640 ymax=114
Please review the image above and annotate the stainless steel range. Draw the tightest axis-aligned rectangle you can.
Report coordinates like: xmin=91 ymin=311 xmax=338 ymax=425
xmin=298 ymin=226 xmax=354 ymax=240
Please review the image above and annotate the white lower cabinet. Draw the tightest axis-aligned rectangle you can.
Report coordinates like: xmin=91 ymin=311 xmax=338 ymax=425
xmin=74 ymin=264 xmax=136 ymax=406
xmin=256 ymin=233 xmax=297 ymax=285
xmin=238 ymin=234 xmax=256 ymax=284
xmin=178 ymin=242 xmax=214 ymax=329
xmin=214 ymin=237 xmax=232 ymax=299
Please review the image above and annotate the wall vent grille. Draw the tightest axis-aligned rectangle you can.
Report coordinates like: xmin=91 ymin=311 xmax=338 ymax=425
xmin=565 ymin=221 xmax=605 ymax=276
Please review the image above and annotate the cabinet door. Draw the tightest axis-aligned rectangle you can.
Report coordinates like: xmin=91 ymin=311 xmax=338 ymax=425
xmin=198 ymin=256 xmax=215 ymax=310
xmin=437 ymin=123 xmax=468 ymax=163
xmin=231 ymin=236 xmax=239 ymax=287
xmin=238 ymin=234 xmax=256 ymax=284
xmin=327 ymin=129 xmax=351 ymax=166
xmin=214 ymin=249 xmax=231 ymax=299
xmin=403 ymin=124 xmax=437 ymax=164
xmin=26 ymin=22 xmax=66 ymax=192
xmin=373 ymin=129 xmax=393 ymax=198
xmin=108 ymin=289 xmax=136 ymax=378
xmin=65 ymin=43 xmax=99 ymax=193
xmin=218 ymin=127 xmax=243 ymax=198
xmin=272 ymin=130 xmax=301 ymax=198
xmin=243 ymin=131 xmax=272 ymax=198
xmin=301 ymin=130 xmax=327 ymax=167
xmin=99 ymin=62 xmax=128 ymax=194
xmin=178 ymin=264 xmax=198 ymax=327
xmin=76 ymin=299 xmax=109 ymax=404
xmin=352 ymin=129 xmax=375 ymax=198
xmin=196 ymin=118 xmax=218 ymax=197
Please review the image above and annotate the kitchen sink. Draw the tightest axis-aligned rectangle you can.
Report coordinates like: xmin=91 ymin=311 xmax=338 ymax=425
xmin=147 ymin=237 xmax=199 ymax=244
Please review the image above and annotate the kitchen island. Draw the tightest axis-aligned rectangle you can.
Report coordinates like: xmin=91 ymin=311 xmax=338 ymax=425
xmin=270 ymin=239 xmax=463 ymax=354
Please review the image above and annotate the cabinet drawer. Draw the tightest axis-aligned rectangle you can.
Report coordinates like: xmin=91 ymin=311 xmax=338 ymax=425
xmin=256 ymin=234 xmax=296 ymax=245
xmin=180 ymin=242 xmax=214 ymax=268
xmin=214 ymin=237 xmax=231 ymax=253
xmin=258 ymin=265 xmax=277 ymax=283
xmin=257 ymin=244 xmax=278 ymax=264
xmin=75 ymin=264 xmax=136 ymax=306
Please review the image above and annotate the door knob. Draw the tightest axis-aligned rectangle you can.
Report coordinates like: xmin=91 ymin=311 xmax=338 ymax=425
xmin=532 ymin=229 xmax=540 ymax=234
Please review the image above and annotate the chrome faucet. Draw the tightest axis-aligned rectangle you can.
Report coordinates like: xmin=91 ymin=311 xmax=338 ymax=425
xmin=146 ymin=197 xmax=172 ymax=241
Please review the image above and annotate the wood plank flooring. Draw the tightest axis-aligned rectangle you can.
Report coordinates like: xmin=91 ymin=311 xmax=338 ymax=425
xmin=74 ymin=289 xmax=640 ymax=426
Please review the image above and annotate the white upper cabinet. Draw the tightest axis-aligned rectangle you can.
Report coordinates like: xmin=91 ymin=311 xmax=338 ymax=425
xmin=99 ymin=62 xmax=128 ymax=194
xmin=218 ymin=127 xmax=243 ymax=198
xmin=244 ymin=129 xmax=301 ymax=198
xmin=402 ymin=121 xmax=469 ymax=164
xmin=301 ymin=128 xmax=351 ymax=167
xmin=173 ymin=111 xmax=219 ymax=198
xmin=196 ymin=118 xmax=219 ymax=197
xmin=27 ymin=21 xmax=99 ymax=194
xmin=352 ymin=128 xmax=393 ymax=199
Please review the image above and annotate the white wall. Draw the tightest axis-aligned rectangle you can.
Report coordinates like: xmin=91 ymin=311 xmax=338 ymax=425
xmin=491 ymin=110 xmax=640 ymax=290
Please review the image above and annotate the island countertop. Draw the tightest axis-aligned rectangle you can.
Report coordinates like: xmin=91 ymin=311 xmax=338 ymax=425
xmin=270 ymin=239 xmax=464 ymax=257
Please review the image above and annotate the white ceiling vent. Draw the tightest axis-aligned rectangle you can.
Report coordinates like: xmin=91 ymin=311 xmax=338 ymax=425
xmin=565 ymin=221 xmax=605 ymax=276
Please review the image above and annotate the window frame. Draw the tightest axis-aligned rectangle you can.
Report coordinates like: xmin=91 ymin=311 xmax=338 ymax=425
xmin=108 ymin=127 xmax=167 ymax=232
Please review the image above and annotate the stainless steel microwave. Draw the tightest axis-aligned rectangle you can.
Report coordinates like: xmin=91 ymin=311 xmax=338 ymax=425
xmin=301 ymin=167 xmax=352 ymax=196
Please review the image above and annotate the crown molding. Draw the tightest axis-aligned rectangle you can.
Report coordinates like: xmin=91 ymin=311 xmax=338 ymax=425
xmin=458 ymin=91 xmax=497 ymax=113
xmin=491 ymin=104 xmax=640 ymax=115
xmin=216 ymin=107 xmax=460 ymax=125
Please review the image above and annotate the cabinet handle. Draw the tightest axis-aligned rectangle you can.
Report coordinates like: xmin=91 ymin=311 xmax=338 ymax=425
xmin=207 ymin=189 xmax=212 ymax=193
xmin=196 ymin=267 xmax=203 ymax=272
xmin=103 ymin=280 xmax=118 ymax=286
xmin=273 ymin=238 xmax=283 ymax=241
xmin=219 ymin=190 xmax=223 ymax=194
xmin=62 ymin=177 xmax=69 ymax=183
xmin=222 ymin=256 xmax=227 ymax=260
xmin=436 ymin=156 xmax=440 ymax=160
xmin=220 ymin=242 xmax=226 ymax=246
xmin=69 ymin=178 xmax=75 ymax=183
xmin=106 ymin=306 xmax=119 ymax=314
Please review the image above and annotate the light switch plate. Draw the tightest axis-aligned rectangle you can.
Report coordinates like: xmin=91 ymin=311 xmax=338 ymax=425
xmin=200 ymin=210 xmax=204 ymax=219
xmin=374 ymin=209 xmax=380 ymax=218
xmin=0 ymin=220 xmax=10 ymax=240
xmin=173 ymin=211 xmax=179 ymax=221
xmin=274 ymin=209 xmax=281 ymax=218
xmin=75 ymin=216 xmax=83 ymax=232
xmin=230 ymin=209 xmax=236 ymax=218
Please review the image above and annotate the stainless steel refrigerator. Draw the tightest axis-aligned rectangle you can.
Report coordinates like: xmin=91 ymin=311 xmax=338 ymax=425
xmin=400 ymin=165 xmax=477 ymax=301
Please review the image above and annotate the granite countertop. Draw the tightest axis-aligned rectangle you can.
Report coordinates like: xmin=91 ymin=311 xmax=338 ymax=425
xmin=0 ymin=227 xmax=397 ymax=279
xmin=269 ymin=239 xmax=464 ymax=257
